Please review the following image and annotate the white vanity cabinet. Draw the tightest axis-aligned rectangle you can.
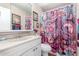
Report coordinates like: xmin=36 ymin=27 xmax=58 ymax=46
xmin=0 ymin=37 xmax=41 ymax=56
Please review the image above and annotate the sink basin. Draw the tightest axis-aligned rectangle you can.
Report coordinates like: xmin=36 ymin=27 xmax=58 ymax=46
xmin=0 ymin=35 xmax=37 ymax=43
xmin=7 ymin=36 xmax=35 ymax=42
xmin=0 ymin=37 xmax=6 ymax=41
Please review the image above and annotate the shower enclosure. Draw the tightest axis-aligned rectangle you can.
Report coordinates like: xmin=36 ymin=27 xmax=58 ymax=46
xmin=40 ymin=4 xmax=77 ymax=56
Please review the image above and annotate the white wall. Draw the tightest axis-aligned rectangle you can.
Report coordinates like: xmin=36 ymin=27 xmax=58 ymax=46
xmin=75 ymin=4 xmax=78 ymax=37
xmin=76 ymin=4 xmax=79 ymax=56
xmin=0 ymin=6 xmax=11 ymax=31
xmin=32 ymin=4 xmax=43 ymax=16
xmin=0 ymin=3 xmax=10 ymax=9
xmin=32 ymin=4 xmax=43 ymax=33
xmin=77 ymin=4 xmax=79 ymax=19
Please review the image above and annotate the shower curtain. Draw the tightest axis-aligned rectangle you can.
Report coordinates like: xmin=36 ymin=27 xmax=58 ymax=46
xmin=40 ymin=4 xmax=77 ymax=56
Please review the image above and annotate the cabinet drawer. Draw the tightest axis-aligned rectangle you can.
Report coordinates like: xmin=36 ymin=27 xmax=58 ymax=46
xmin=34 ymin=44 xmax=41 ymax=56
xmin=0 ymin=38 xmax=41 ymax=56
xmin=22 ymin=44 xmax=41 ymax=56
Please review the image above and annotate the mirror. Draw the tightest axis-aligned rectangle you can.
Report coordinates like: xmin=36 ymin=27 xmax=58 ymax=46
xmin=0 ymin=3 xmax=32 ymax=32
xmin=10 ymin=3 xmax=32 ymax=31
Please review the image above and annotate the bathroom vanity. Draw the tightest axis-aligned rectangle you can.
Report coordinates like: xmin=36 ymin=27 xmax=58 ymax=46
xmin=0 ymin=3 xmax=41 ymax=56
xmin=0 ymin=35 xmax=41 ymax=56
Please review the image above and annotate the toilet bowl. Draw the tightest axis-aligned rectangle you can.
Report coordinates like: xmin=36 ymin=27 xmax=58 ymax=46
xmin=41 ymin=43 xmax=51 ymax=56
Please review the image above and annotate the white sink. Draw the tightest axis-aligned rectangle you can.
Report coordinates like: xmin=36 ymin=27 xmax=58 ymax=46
xmin=7 ymin=36 xmax=35 ymax=42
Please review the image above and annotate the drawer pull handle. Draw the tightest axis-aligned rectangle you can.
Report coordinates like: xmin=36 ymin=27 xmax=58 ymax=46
xmin=36 ymin=48 xmax=37 ymax=50
xmin=33 ymin=49 xmax=35 ymax=51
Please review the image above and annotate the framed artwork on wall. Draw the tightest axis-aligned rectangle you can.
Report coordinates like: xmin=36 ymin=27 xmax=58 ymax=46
xmin=33 ymin=11 xmax=38 ymax=21
xmin=33 ymin=21 xmax=39 ymax=29
xmin=25 ymin=16 xmax=32 ymax=30
xmin=12 ymin=14 xmax=21 ymax=30
xmin=33 ymin=11 xmax=39 ymax=32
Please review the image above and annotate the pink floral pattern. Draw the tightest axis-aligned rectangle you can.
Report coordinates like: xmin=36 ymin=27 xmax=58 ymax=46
xmin=40 ymin=4 xmax=77 ymax=56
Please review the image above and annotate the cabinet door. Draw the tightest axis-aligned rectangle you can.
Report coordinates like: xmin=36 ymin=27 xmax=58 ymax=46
xmin=22 ymin=48 xmax=35 ymax=56
xmin=22 ymin=44 xmax=41 ymax=56
xmin=34 ymin=45 xmax=41 ymax=56
xmin=0 ymin=6 xmax=11 ymax=31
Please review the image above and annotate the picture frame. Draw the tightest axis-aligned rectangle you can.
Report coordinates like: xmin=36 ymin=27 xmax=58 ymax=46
xmin=25 ymin=16 xmax=32 ymax=30
xmin=33 ymin=11 xmax=39 ymax=32
xmin=33 ymin=21 xmax=39 ymax=29
xmin=33 ymin=11 xmax=38 ymax=21
xmin=12 ymin=14 xmax=21 ymax=30
xmin=33 ymin=21 xmax=39 ymax=32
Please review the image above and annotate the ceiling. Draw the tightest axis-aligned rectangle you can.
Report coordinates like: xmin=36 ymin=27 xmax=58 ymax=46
xmin=11 ymin=3 xmax=70 ymax=12
xmin=12 ymin=3 xmax=32 ymax=9
xmin=35 ymin=3 xmax=69 ymax=12
xmin=11 ymin=3 xmax=32 ymax=15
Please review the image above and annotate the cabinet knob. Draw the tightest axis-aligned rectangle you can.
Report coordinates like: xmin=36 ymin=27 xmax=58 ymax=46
xmin=33 ymin=49 xmax=35 ymax=51
xmin=36 ymin=48 xmax=37 ymax=50
xmin=33 ymin=47 xmax=38 ymax=51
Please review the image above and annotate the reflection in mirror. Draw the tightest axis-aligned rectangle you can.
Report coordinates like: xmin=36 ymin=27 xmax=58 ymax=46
xmin=12 ymin=14 xmax=21 ymax=30
xmin=11 ymin=3 xmax=32 ymax=31
xmin=0 ymin=3 xmax=11 ymax=32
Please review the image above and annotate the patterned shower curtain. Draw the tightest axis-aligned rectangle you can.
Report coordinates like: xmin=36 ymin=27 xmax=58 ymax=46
xmin=40 ymin=4 xmax=77 ymax=56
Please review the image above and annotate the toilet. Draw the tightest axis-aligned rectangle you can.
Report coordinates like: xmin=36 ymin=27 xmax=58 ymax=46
xmin=41 ymin=43 xmax=51 ymax=56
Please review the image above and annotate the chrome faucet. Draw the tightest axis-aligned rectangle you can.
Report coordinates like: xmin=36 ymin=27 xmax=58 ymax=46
xmin=0 ymin=36 xmax=6 ymax=41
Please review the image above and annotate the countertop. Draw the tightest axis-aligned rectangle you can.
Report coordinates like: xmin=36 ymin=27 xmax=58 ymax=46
xmin=0 ymin=35 xmax=41 ymax=51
